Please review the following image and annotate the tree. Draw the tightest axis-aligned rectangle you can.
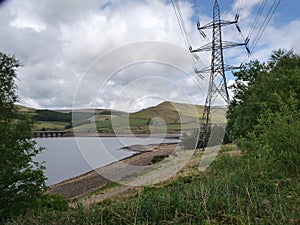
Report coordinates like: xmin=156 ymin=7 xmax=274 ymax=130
xmin=227 ymin=49 xmax=300 ymax=140
xmin=226 ymin=49 xmax=300 ymax=171
xmin=226 ymin=60 xmax=267 ymax=140
xmin=0 ymin=53 xmax=47 ymax=219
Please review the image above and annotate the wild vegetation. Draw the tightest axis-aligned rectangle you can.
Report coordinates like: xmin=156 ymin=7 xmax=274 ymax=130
xmin=0 ymin=53 xmax=48 ymax=220
xmin=2 ymin=49 xmax=299 ymax=224
xmin=227 ymin=49 xmax=300 ymax=171
xmin=5 ymin=143 xmax=300 ymax=224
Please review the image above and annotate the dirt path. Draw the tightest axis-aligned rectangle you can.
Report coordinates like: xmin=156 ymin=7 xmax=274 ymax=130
xmin=48 ymin=143 xmax=178 ymax=199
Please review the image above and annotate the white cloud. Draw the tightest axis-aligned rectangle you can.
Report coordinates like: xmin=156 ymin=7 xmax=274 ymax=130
xmin=0 ymin=0 xmax=299 ymax=110
xmin=9 ymin=1 xmax=46 ymax=32
xmin=11 ymin=16 xmax=46 ymax=32
xmin=233 ymin=0 xmax=263 ymax=11
xmin=232 ymin=0 xmax=263 ymax=19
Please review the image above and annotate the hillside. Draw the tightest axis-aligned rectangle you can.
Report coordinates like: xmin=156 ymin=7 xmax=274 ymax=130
xmin=17 ymin=101 xmax=226 ymax=134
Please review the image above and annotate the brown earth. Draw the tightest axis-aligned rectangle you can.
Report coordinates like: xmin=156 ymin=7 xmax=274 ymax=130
xmin=47 ymin=143 xmax=178 ymax=199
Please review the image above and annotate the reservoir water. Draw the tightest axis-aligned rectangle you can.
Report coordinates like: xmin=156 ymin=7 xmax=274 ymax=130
xmin=35 ymin=137 xmax=179 ymax=186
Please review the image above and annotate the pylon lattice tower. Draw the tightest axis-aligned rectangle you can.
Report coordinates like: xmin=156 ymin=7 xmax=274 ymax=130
xmin=191 ymin=0 xmax=249 ymax=150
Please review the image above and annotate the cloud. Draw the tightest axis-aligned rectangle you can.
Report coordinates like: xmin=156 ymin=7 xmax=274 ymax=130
xmin=0 ymin=0 xmax=299 ymax=110
xmin=232 ymin=0 xmax=263 ymax=11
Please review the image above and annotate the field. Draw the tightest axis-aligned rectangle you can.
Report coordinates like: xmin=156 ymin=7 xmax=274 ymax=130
xmin=18 ymin=101 xmax=226 ymax=134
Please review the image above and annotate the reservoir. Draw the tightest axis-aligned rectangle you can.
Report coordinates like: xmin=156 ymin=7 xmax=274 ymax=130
xmin=35 ymin=137 xmax=179 ymax=186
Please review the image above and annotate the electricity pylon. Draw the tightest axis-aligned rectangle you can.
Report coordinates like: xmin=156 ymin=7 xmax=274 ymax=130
xmin=191 ymin=0 xmax=249 ymax=150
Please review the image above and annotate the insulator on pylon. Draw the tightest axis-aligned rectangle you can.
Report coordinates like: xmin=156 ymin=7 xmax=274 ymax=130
xmin=195 ymin=71 xmax=204 ymax=79
xmin=235 ymin=14 xmax=239 ymax=22
xmin=200 ymin=30 xmax=207 ymax=39
xmin=192 ymin=53 xmax=200 ymax=60
xmin=246 ymin=46 xmax=251 ymax=54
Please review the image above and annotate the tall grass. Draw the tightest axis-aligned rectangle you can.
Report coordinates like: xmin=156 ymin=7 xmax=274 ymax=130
xmin=5 ymin=145 xmax=300 ymax=225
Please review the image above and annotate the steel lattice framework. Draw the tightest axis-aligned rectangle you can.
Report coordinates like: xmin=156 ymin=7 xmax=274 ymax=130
xmin=191 ymin=0 xmax=248 ymax=150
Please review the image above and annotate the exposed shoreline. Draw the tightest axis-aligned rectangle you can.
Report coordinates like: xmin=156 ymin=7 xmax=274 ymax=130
xmin=34 ymin=131 xmax=182 ymax=139
xmin=47 ymin=142 xmax=179 ymax=199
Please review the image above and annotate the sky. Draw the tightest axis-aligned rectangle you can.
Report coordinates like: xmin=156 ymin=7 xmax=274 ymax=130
xmin=0 ymin=0 xmax=299 ymax=111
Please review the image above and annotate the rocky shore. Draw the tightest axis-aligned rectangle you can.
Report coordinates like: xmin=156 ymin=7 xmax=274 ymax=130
xmin=47 ymin=143 xmax=179 ymax=199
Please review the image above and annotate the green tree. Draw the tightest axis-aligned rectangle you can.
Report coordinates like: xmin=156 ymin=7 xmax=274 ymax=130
xmin=226 ymin=60 xmax=267 ymax=139
xmin=226 ymin=49 xmax=300 ymax=170
xmin=0 ymin=53 xmax=47 ymax=219
xmin=227 ymin=49 xmax=300 ymax=140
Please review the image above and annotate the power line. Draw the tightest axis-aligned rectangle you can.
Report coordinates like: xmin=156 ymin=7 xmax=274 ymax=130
xmin=250 ymin=0 xmax=281 ymax=52
xmin=172 ymin=0 xmax=204 ymax=78
xmin=248 ymin=0 xmax=268 ymax=40
xmin=240 ymin=0 xmax=281 ymax=65
xmin=172 ymin=0 xmax=189 ymax=49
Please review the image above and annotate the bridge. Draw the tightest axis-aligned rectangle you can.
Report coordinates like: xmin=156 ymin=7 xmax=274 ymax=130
xmin=33 ymin=130 xmax=71 ymax=138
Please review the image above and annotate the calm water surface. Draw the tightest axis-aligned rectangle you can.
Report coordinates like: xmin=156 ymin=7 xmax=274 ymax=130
xmin=35 ymin=137 xmax=178 ymax=185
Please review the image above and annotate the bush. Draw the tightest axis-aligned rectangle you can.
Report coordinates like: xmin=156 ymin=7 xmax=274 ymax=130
xmin=38 ymin=194 xmax=69 ymax=211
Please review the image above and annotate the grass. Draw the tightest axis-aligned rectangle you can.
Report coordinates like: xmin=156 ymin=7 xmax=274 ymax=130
xmin=34 ymin=121 xmax=69 ymax=130
xmin=19 ymin=101 xmax=226 ymax=134
xmin=92 ymin=102 xmax=223 ymax=134
xmin=5 ymin=144 xmax=300 ymax=224
xmin=77 ymin=182 xmax=121 ymax=200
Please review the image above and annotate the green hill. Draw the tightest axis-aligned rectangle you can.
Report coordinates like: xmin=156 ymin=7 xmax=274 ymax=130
xmin=76 ymin=101 xmax=208 ymax=134
xmin=17 ymin=101 xmax=226 ymax=134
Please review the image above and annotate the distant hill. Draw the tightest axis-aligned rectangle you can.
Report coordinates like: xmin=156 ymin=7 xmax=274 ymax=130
xmin=17 ymin=101 xmax=226 ymax=134
xmin=16 ymin=104 xmax=36 ymax=114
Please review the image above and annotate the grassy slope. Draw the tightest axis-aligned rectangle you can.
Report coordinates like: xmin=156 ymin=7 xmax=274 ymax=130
xmin=17 ymin=101 xmax=226 ymax=133
xmin=128 ymin=101 xmax=204 ymax=133
xmin=92 ymin=101 xmax=224 ymax=133
xmin=7 ymin=144 xmax=300 ymax=224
